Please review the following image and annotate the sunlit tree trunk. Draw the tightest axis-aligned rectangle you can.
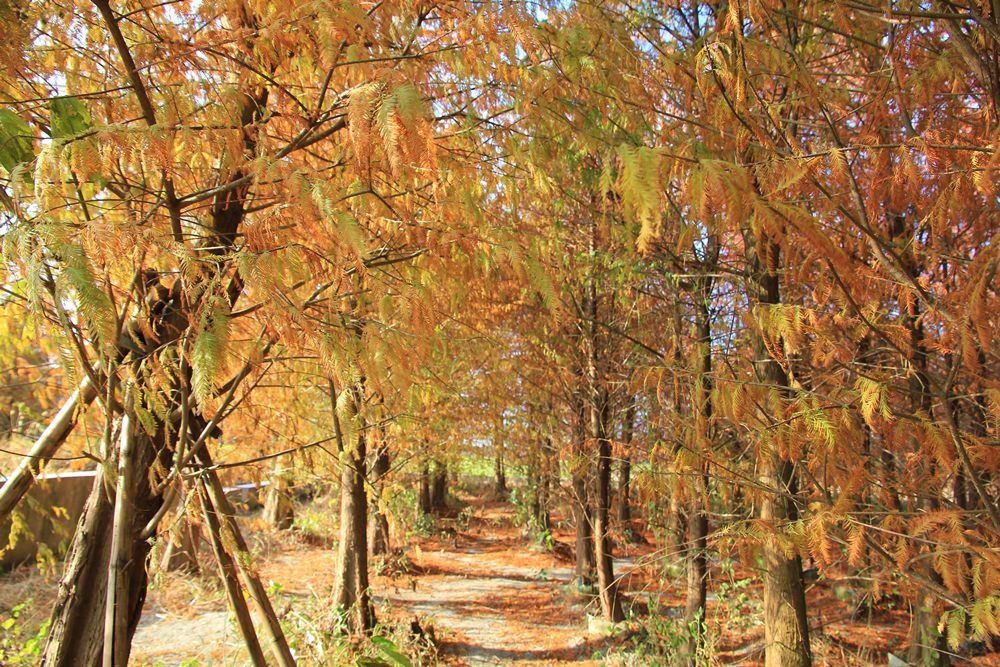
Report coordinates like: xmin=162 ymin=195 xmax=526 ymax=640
xmin=585 ymin=215 xmax=623 ymax=621
xmin=535 ymin=435 xmax=554 ymax=531
xmin=160 ymin=485 xmax=202 ymax=574
xmin=330 ymin=379 xmax=375 ymax=633
xmin=571 ymin=389 xmax=595 ymax=587
xmin=591 ymin=383 xmax=623 ymax=621
xmin=369 ymin=434 xmax=391 ymax=556
xmin=41 ymin=427 xmax=169 ymax=667
xmin=617 ymin=396 xmax=635 ymax=525
xmin=263 ymin=461 xmax=295 ymax=530
xmin=494 ymin=448 xmax=508 ymax=498
xmin=747 ymin=233 xmax=812 ymax=667
xmin=683 ymin=278 xmax=713 ymax=664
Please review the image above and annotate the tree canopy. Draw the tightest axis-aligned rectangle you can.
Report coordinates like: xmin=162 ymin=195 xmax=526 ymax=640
xmin=0 ymin=0 xmax=998 ymax=665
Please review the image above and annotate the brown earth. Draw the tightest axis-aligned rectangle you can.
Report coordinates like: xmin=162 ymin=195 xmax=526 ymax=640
xmin=1 ymin=494 xmax=999 ymax=666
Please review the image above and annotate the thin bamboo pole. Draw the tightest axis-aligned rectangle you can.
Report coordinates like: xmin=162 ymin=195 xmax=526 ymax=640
xmin=103 ymin=389 xmax=134 ymax=667
xmin=199 ymin=480 xmax=268 ymax=667
xmin=197 ymin=448 xmax=296 ymax=667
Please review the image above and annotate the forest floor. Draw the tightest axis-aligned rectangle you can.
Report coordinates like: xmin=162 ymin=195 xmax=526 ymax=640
xmin=1 ymin=490 xmax=1000 ymax=665
xmin=127 ymin=496 xmax=633 ymax=666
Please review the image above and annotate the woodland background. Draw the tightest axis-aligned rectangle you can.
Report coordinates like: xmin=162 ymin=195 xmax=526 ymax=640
xmin=0 ymin=0 xmax=998 ymax=665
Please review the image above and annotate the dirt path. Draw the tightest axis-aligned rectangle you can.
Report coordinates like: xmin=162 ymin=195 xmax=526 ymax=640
xmin=379 ymin=525 xmax=610 ymax=665
xmin=127 ymin=501 xmax=629 ymax=666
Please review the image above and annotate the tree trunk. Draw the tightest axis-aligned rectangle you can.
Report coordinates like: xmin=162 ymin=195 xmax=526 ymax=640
xmin=534 ymin=436 xmax=553 ymax=531
xmin=684 ymin=502 xmax=708 ymax=659
xmin=684 ymin=286 xmax=713 ymax=664
xmin=494 ymin=447 xmax=508 ymax=498
xmin=592 ymin=386 xmax=623 ymax=622
xmin=331 ymin=380 xmax=374 ymax=634
xmin=571 ymin=394 xmax=595 ymax=588
xmin=418 ymin=464 xmax=432 ymax=517
xmin=430 ymin=461 xmax=448 ymax=511
xmin=618 ymin=397 xmax=635 ymax=525
xmin=160 ymin=513 xmax=202 ymax=574
xmin=369 ymin=437 xmax=390 ymax=556
xmin=886 ymin=213 xmax=949 ymax=667
xmin=157 ymin=479 xmax=201 ymax=574
xmin=199 ymin=482 xmax=267 ymax=667
xmin=197 ymin=450 xmax=295 ymax=667
xmin=41 ymin=428 xmax=169 ymax=667
xmin=748 ymin=235 xmax=812 ymax=667
xmin=262 ymin=462 xmax=295 ymax=530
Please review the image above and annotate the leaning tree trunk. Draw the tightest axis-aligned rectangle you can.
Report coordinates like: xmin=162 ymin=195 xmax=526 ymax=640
xmin=0 ymin=377 xmax=98 ymax=521
xmin=41 ymin=426 xmax=170 ymax=667
xmin=160 ymin=482 xmax=202 ymax=574
xmin=748 ymin=234 xmax=812 ymax=667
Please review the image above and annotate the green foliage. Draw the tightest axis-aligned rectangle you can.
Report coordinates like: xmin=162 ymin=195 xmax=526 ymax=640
xmin=0 ymin=601 xmax=50 ymax=666
xmin=939 ymin=593 xmax=1000 ymax=651
xmin=291 ymin=495 xmax=338 ymax=543
xmin=371 ymin=636 xmax=414 ymax=667
xmin=607 ymin=602 xmax=711 ymax=666
xmin=522 ymin=251 xmax=558 ymax=312
xmin=191 ymin=297 xmax=231 ymax=407
xmin=48 ymin=97 xmax=91 ymax=140
xmin=617 ymin=144 xmax=661 ymax=252
xmin=409 ymin=510 xmax=436 ymax=538
xmin=56 ymin=241 xmax=117 ymax=346
xmin=855 ymin=376 xmax=892 ymax=426
xmin=0 ymin=108 xmax=33 ymax=173
xmin=715 ymin=560 xmax=759 ymax=638
xmin=281 ymin=589 xmax=435 ymax=667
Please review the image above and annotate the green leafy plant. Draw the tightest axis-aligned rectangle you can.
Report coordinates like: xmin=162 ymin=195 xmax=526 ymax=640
xmin=372 ymin=636 xmax=414 ymax=667
xmin=0 ymin=600 xmax=49 ymax=666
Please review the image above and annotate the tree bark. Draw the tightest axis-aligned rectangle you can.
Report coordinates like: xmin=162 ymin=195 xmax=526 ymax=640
xmin=369 ymin=436 xmax=390 ymax=556
xmin=684 ymin=284 xmax=713 ymax=663
xmin=592 ymin=386 xmax=623 ymax=622
xmin=41 ymin=427 xmax=170 ymax=667
xmin=881 ymin=213 xmax=950 ymax=667
xmin=494 ymin=447 xmax=508 ymax=498
xmin=430 ymin=461 xmax=448 ymax=511
xmin=747 ymin=234 xmax=812 ymax=667
xmin=571 ymin=393 xmax=595 ymax=588
xmin=263 ymin=461 xmax=295 ymax=530
xmin=535 ymin=436 xmax=554 ymax=531
xmin=418 ymin=463 xmax=432 ymax=517
xmin=617 ymin=397 xmax=635 ymax=524
xmin=199 ymin=481 xmax=267 ymax=667
xmin=160 ymin=507 xmax=202 ymax=575
xmin=331 ymin=380 xmax=375 ymax=633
